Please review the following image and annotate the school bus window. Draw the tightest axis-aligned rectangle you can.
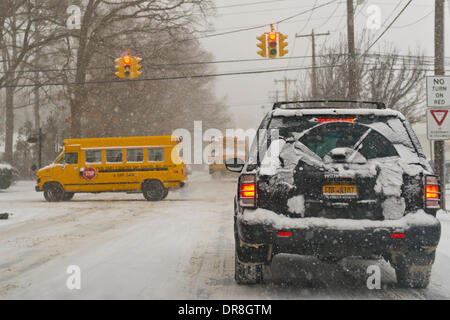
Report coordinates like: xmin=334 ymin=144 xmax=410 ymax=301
xmin=148 ymin=148 xmax=164 ymax=162
xmin=127 ymin=148 xmax=143 ymax=162
xmin=106 ymin=149 xmax=123 ymax=163
xmin=58 ymin=152 xmax=78 ymax=165
xmin=86 ymin=150 xmax=102 ymax=164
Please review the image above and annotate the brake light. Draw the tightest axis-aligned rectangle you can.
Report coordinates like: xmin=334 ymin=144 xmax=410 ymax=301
xmin=239 ymin=174 xmax=257 ymax=208
xmin=391 ymin=233 xmax=405 ymax=238
xmin=240 ymin=184 xmax=255 ymax=198
xmin=424 ymin=175 xmax=440 ymax=209
xmin=278 ymin=231 xmax=292 ymax=237
xmin=317 ymin=118 xmax=355 ymax=123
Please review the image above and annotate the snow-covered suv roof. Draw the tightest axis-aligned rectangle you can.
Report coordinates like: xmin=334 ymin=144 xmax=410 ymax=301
xmin=272 ymin=108 xmax=405 ymax=119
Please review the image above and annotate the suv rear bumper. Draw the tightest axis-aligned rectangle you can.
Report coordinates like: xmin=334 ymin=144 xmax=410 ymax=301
xmin=237 ymin=208 xmax=441 ymax=261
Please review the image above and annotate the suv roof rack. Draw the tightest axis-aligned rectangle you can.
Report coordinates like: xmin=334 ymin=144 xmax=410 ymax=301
xmin=272 ymin=100 xmax=386 ymax=110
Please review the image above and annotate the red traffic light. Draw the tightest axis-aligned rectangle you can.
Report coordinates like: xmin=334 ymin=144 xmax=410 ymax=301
xmin=268 ymin=32 xmax=276 ymax=41
xmin=123 ymin=56 xmax=131 ymax=64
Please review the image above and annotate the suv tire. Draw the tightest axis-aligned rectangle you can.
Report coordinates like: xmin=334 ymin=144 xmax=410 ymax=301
xmin=235 ymin=255 xmax=264 ymax=285
xmin=43 ymin=183 xmax=65 ymax=202
xmin=395 ymin=263 xmax=432 ymax=289
xmin=142 ymin=180 xmax=167 ymax=201
xmin=234 ymin=240 xmax=264 ymax=284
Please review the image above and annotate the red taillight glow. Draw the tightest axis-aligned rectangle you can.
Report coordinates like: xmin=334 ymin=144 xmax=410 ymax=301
xmin=317 ymin=118 xmax=355 ymax=123
xmin=239 ymin=175 xmax=257 ymax=208
xmin=240 ymin=184 xmax=255 ymax=198
xmin=391 ymin=233 xmax=405 ymax=238
xmin=425 ymin=176 xmax=440 ymax=209
xmin=426 ymin=185 xmax=439 ymax=198
xmin=278 ymin=231 xmax=292 ymax=237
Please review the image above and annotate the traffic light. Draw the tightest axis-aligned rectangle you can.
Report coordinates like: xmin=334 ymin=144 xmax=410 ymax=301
xmin=123 ymin=55 xmax=132 ymax=78
xmin=132 ymin=57 xmax=142 ymax=78
xmin=115 ymin=55 xmax=142 ymax=79
xmin=115 ymin=57 xmax=125 ymax=78
xmin=267 ymin=32 xmax=277 ymax=59
xmin=278 ymin=32 xmax=288 ymax=57
xmin=256 ymin=34 xmax=267 ymax=57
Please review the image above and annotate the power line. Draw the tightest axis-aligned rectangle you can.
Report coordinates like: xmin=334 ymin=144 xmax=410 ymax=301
xmin=0 ymin=63 xmax=441 ymax=89
xmin=184 ymin=0 xmax=338 ymax=41
xmin=1 ymin=52 xmax=444 ymax=75
xmin=362 ymin=0 xmax=413 ymax=56
xmin=214 ymin=0 xmax=290 ymax=10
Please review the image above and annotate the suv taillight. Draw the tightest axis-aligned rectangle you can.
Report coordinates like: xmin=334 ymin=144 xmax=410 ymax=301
xmin=425 ymin=175 xmax=440 ymax=209
xmin=239 ymin=174 xmax=257 ymax=208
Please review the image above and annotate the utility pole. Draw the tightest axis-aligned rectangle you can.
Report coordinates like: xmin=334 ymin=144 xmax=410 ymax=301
xmin=296 ymin=29 xmax=330 ymax=98
xmin=274 ymin=77 xmax=297 ymax=101
xmin=435 ymin=0 xmax=446 ymax=209
xmin=33 ymin=67 xmax=41 ymax=168
xmin=33 ymin=1 xmax=42 ymax=169
xmin=347 ymin=0 xmax=358 ymax=100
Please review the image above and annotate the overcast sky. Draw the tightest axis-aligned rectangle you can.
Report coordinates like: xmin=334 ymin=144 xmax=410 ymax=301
xmin=199 ymin=0 xmax=450 ymax=129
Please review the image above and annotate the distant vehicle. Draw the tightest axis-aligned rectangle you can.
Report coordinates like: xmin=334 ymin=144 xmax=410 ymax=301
xmin=227 ymin=100 xmax=441 ymax=288
xmin=208 ymin=136 xmax=248 ymax=178
xmin=35 ymin=136 xmax=187 ymax=202
xmin=0 ymin=163 xmax=14 ymax=190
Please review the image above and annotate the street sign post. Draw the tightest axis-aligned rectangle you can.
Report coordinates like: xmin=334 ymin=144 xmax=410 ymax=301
xmin=427 ymin=76 xmax=450 ymax=107
xmin=427 ymin=107 xmax=450 ymax=140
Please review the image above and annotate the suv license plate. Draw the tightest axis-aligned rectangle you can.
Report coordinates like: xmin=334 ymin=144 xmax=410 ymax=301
xmin=323 ymin=185 xmax=357 ymax=198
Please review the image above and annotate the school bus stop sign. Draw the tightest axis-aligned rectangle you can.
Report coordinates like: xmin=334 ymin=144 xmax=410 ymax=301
xmin=427 ymin=107 xmax=450 ymax=140
xmin=82 ymin=167 xmax=97 ymax=180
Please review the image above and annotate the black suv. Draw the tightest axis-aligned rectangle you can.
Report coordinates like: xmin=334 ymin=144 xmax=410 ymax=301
xmin=226 ymin=101 xmax=441 ymax=288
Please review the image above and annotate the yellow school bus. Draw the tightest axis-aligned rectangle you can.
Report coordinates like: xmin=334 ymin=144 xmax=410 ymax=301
xmin=208 ymin=137 xmax=248 ymax=177
xmin=35 ymin=136 xmax=187 ymax=202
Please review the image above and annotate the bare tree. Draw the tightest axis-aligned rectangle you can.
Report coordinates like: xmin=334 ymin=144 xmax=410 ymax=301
xmin=296 ymin=36 xmax=428 ymax=123
xmin=0 ymin=0 xmax=68 ymax=163
xmin=45 ymin=0 xmax=213 ymax=138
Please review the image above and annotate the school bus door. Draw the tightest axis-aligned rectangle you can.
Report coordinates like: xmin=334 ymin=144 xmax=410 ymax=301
xmin=53 ymin=151 xmax=85 ymax=192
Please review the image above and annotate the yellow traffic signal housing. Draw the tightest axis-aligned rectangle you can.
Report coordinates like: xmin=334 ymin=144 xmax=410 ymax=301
xmin=278 ymin=33 xmax=288 ymax=57
xmin=256 ymin=34 xmax=267 ymax=57
xmin=115 ymin=55 xmax=142 ymax=79
xmin=132 ymin=57 xmax=142 ymax=78
xmin=267 ymin=32 xmax=278 ymax=59
xmin=115 ymin=58 xmax=125 ymax=79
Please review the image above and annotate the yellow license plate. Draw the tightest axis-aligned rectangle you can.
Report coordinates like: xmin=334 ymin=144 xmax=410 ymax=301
xmin=323 ymin=184 xmax=357 ymax=197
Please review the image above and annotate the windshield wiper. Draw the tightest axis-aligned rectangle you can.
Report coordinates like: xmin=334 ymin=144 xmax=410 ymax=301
xmin=348 ymin=128 xmax=372 ymax=162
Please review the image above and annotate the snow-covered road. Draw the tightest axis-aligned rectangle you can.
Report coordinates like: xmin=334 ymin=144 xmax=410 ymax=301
xmin=0 ymin=171 xmax=449 ymax=299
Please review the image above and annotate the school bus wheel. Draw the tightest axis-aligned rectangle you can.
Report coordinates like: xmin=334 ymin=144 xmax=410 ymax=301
xmin=142 ymin=179 xmax=167 ymax=201
xmin=43 ymin=182 xmax=65 ymax=202
xmin=63 ymin=192 xmax=75 ymax=201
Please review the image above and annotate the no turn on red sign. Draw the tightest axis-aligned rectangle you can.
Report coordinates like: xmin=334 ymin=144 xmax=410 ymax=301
xmin=427 ymin=107 xmax=450 ymax=140
xmin=427 ymin=76 xmax=450 ymax=107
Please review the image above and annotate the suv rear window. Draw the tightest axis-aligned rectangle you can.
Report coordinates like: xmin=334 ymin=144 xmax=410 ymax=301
xmin=298 ymin=122 xmax=398 ymax=159
xmin=263 ymin=114 xmax=425 ymax=163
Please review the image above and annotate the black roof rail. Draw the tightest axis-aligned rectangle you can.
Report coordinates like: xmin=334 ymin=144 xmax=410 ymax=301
xmin=272 ymin=100 xmax=386 ymax=110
